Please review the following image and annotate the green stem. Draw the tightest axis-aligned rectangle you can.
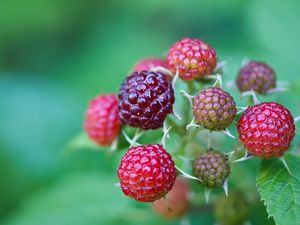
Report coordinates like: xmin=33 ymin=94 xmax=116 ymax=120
xmin=247 ymin=96 xmax=254 ymax=105
xmin=186 ymin=80 xmax=196 ymax=94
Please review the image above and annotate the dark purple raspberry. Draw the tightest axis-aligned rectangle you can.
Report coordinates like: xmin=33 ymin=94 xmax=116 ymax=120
xmin=236 ymin=61 xmax=276 ymax=94
xmin=193 ymin=150 xmax=230 ymax=188
xmin=118 ymin=71 xmax=174 ymax=129
xmin=193 ymin=87 xmax=236 ymax=131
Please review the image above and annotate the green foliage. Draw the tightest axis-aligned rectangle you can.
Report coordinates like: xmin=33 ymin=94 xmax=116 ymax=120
xmin=257 ymin=154 xmax=300 ymax=225
xmin=2 ymin=173 xmax=166 ymax=225
xmin=1 ymin=0 xmax=300 ymax=224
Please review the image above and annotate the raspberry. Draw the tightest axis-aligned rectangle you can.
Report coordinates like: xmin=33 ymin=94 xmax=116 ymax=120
xmin=193 ymin=150 xmax=230 ymax=188
xmin=193 ymin=87 xmax=237 ymax=131
xmin=118 ymin=71 xmax=174 ymax=129
xmin=152 ymin=177 xmax=189 ymax=219
xmin=167 ymin=37 xmax=217 ymax=80
xmin=133 ymin=57 xmax=168 ymax=72
xmin=236 ymin=61 xmax=276 ymax=94
xmin=214 ymin=191 xmax=249 ymax=225
xmin=118 ymin=144 xmax=177 ymax=202
xmin=238 ymin=102 xmax=295 ymax=157
xmin=84 ymin=94 xmax=121 ymax=146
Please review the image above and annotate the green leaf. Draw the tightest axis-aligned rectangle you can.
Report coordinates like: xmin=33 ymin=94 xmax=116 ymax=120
xmin=3 ymin=173 xmax=167 ymax=225
xmin=257 ymin=154 xmax=300 ymax=225
xmin=62 ymin=132 xmax=101 ymax=154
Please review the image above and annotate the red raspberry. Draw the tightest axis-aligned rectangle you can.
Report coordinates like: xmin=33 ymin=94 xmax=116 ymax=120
xmin=236 ymin=61 xmax=276 ymax=94
xmin=238 ymin=102 xmax=295 ymax=157
xmin=118 ymin=71 xmax=174 ymax=129
xmin=167 ymin=37 xmax=217 ymax=80
xmin=118 ymin=144 xmax=177 ymax=202
xmin=84 ymin=94 xmax=121 ymax=146
xmin=152 ymin=177 xmax=190 ymax=219
xmin=133 ymin=57 xmax=168 ymax=72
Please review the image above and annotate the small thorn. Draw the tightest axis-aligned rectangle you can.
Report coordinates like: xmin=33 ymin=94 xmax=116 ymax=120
xmin=214 ymin=60 xmax=229 ymax=73
xmin=205 ymin=74 xmax=223 ymax=88
xmin=214 ymin=74 xmax=223 ymax=88
xmin=163 ymin=120 xmax=170 ymax=139
xmin=220 ymin=129 xmax=236 ymax=139
xmin=172 ymin=68 xmax=179 ymax=90
xmin=172 ymin=108 xmax=182 ymax=120
xmin=241 ymin=58 xmax=250 ymax=67
xmin=204 ymin=74 xmax=223 ymax=88
xmin=267 ymin=87 xmax=288 ymax=94
xmin=131 ymin=129 xmax=144 ymax=147
xmin=114 ymin=182 xmax=120 ymax=187
xmin=294 ymin=116 xmax=300 ymax=123
xmin=277 ymin=80 xmax=289 ymax=87
xmin=223 ymin=179 xmax=229 ymax=196
xmin=180 ymin=89 xmax=195 ymax=107
xmin=110 ymin=137 xmax=119 ymax=151
xmin=151 ymin=66 xmax=173 ymax=77
xmin=161 ymin=126 xmax=172 ymax=148
xmin=225 ymin=151 xmax=235 ymax=160
xmin=226 ymin=80 xmax=237 ymax=89
xmin=179 ymin=155 xmax=193 ymax=162
xmin=179 ymin=217 xmax=191 ymax=225
xmin=236 ymin=106 xmax=248 ymax=115
xmin=204 ymin=188 xmax=211 ymax=204
xmin=242 ymin=90 xmax=260 ymax=104
xmin=280 ymin=156 xmax=291 ymax=175
xmin=186 ymin=117 xmax=201 ymax=130
xmin=122 ymin=130 xmax=142 ymax=147
xmin=175 ymin=166 xmax=202 ymax=182
xmin=234 ymin=151 xmax=253 ymax=163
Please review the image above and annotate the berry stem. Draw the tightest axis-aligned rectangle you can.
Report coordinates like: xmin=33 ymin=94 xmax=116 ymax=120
xmin=204 ymin=188 xmax=211 ymax=204
xmin=242 ymin=90 xmax=260 ymax=105
xmin=161 ymin=126 xmax=172 ymax=148
xmin=186 ymin=80 xmax=196 ymax=94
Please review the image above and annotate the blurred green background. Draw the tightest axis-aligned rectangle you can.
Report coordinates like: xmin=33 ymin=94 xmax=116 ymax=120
xmin=0 ymin=0 xmax=300 ymax=224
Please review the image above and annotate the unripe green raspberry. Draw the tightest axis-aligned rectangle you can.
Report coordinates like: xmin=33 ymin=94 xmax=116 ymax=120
xmin=214 ymin=191 xmax=249 ymax=225
xmin=192 ymin=87 xmax=236 ymax=131
xmin=193 ymin=150 xmax=230 ymax=188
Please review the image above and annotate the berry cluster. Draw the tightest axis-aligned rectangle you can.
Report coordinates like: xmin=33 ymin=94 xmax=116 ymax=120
xmin=83 ymin=37 xmax=297 ymax=219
